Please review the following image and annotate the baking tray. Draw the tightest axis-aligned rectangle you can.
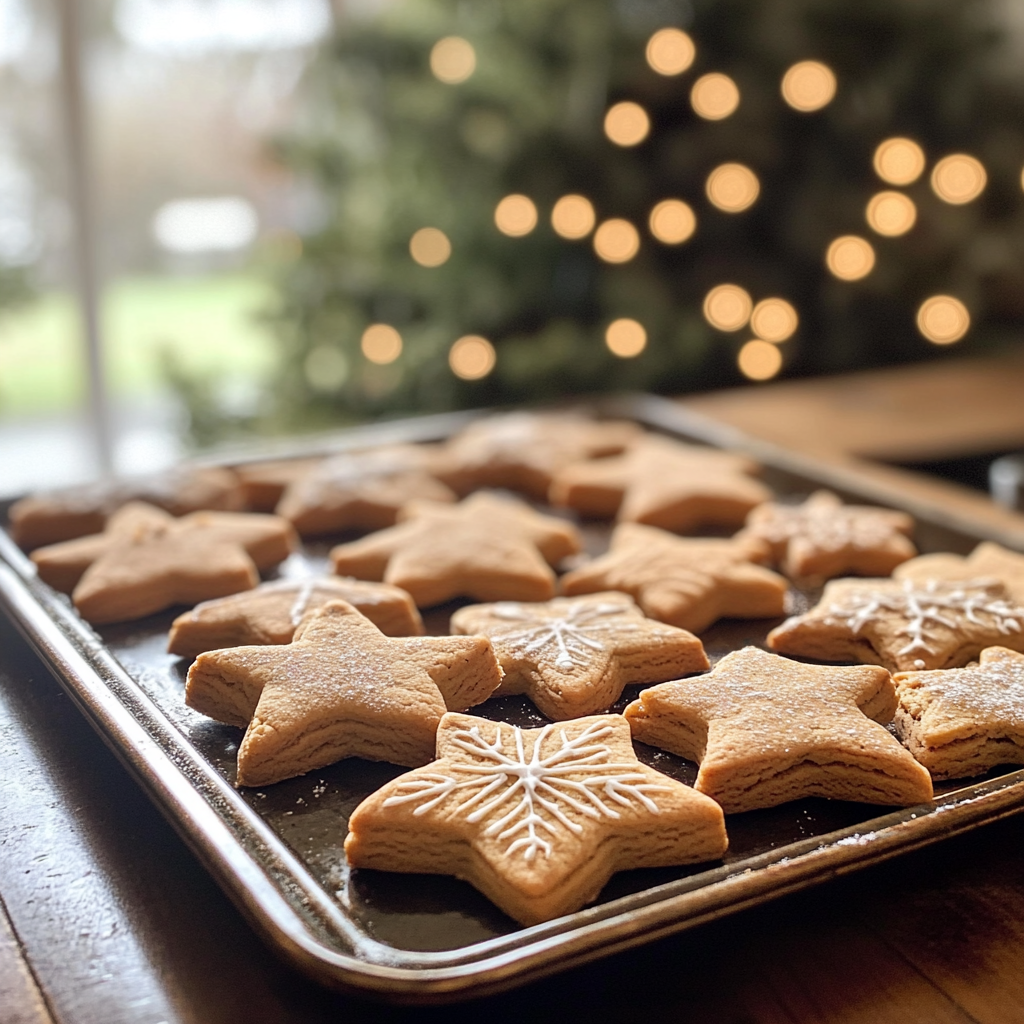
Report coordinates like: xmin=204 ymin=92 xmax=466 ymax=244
xmin=4 ymin=392 xmax=1024 ymax=1003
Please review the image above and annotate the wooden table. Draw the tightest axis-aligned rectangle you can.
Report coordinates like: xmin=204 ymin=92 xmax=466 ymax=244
xmin=5 ymin=355 xmax=1024 ymax=1023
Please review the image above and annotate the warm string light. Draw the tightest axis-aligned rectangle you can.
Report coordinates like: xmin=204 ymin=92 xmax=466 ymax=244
xmin=409 ymin=227 xmax=451 ymax=267
xmin=430 ymin=36 xmax=476 ymax=84
xmin=737 ymin=340 xmax=782 ymax=380
xmin=703 ymin=284 xmax=752 ymax=331
xmin=873 ymin=138 xmax=925 ymax=186
xmin=551 ymin=195 xmax=596 ymax=239
xmin=604 ymin=101 xmax=651 ymax=147
xmin=826 ymin=235 xmax=875 ymax=280
xmin=866 ymin=191 xmax=917 ymax=237
xmin=593 ymin=219 xmax=640 ymax=263
xmin=649 ymin=200 xmax=696 ymax=244
xmin=449 ymin=335 xmax=496 ymax=379
xmin=360 ymin=324 xmax=402 ymax=364
xmin=645 ymin=27 xmax=695 ymax=76
xmin=494 ymin=194 xmax=538 ymax=237
xmin=917 ymin=295 xmax=970 ymax=344
xmin=605 ymin=318 xmax=647 ymax=357
xmin=706 ymin=163 xmax=760 ymax=212
xmin=750 ymin=298 xmax=798 ymax=342
xmin=780 ymin=61 xmax=836 ymax=112
xmin=690 ymin=73 xmax=740 ymax=121
xmin=931 ymin=154 xmax=986 ymax=204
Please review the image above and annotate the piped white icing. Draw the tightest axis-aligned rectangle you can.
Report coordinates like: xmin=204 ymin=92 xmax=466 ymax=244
xmin=382 ymin=721 xmax=669 ymax=861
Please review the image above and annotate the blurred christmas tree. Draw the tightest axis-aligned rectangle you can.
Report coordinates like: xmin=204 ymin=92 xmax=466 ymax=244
xmin=254 ymin=0 xmax=1024 ymax=432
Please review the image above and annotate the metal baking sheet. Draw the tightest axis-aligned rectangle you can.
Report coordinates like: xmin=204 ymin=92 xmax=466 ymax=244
xmin=3 ymin=393 xmax=1024 ymax=1002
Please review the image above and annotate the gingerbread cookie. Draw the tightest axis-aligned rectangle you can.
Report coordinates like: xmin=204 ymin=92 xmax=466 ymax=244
xmin=549 ymin=434 xmax=771 ymax=532
xmin=186 ymin=600 xmax=503 ymax=785
xmin=344 ymin=712 xmax=728 ymax=925
xmin=768 ymin=577 xmax=1024 ymax=672
xmin=433 ymin=412 xmax=641 ymax=500
xmin=32 ymin=502 xmax=296 ymax=625
xmin=450 ymin=593 xmax=708 ymax=720
xmin=233 ymin=458 xmax=323 ymax=512
xmin=895 ymin=541 xmax=1024 ymax=606
xmin=276 ymin=445 xmax=455 ymax=537
xmin=893 ymin=646 xmax=1024 ymax=780
xmin=625 ymin=646 xmax=933 ymax=813
xmin=330 ymin=492 xmax=582 ymax=607
xmin=560 ymin=523 xmax=787 ymax=633
xmin=737 ymin=490 xmax=916 ymax=583
xmin=9 ymin=465 xmax=245 ymax=549
xmin=167 ymin=576 xmax=422 ymax=659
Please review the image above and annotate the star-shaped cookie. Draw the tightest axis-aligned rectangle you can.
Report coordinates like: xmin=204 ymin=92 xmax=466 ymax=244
xmin=559 ymin=523 xmax=788 ymax=633
xmin=625 ymin=646 xmax=934 ymax=813
xmin=737 ymin=490 xmax=916 ymax=583
xmin=9 ymin=464 xmax=245 ymax=549
xmin=450 ymin=592 xmax=708 ymax=720
xmin=330 ymin=492 xmax=582 ymax=607
xmin=549 ymin=434 xmax=772 ymax=532
xmin=344 ymin=712 xmax=727 ymax=925
xmin=433 ymin=411 xmax=641 ymax=500
xmin=767 ymin=577 xmax=1024 ymax=672
xmin=31 ymin=502 xmax=297 ymax=625
xmin=167 ymin=576 xmax=423 ymax=659
xmin=893 ymin=647 xmax=1024 ymax=780
xmin=894 ymin=541 xmax=1024 ymax=605
xmin=276 ymin=444 xmax=455 ymax=536
xmin=233 ymin=457 xmax=323 ymax=512
xmin=186 ymin=600 xmax=503 ymax=785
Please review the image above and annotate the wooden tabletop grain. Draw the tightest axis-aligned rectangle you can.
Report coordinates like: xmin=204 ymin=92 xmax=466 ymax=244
xmin=4 ymin=355 xmax=1024 ymax=1024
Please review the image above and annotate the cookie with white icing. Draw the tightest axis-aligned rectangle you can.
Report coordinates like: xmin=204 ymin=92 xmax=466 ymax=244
xmin=768 ymin=577 xmax=1024 ymax=672
xmin=625 ymin=646 xmax=934 ymax=813
xmin=737 ymin=490 xmax=916 ymax=584
xmin=344 ymin=712 xmax=728 ymax=925
xmin=186 ymin=600 xmax=503 ymax=786
xmin=450 ymin=593 xmax=708 ymax=720
xmin=894 ymin=646 xmax=1024 ymax=780
xmin=167 ymin=576 xmax=422 ymax=659
xmin=894 ymin=541 xmax=1024 ymax=606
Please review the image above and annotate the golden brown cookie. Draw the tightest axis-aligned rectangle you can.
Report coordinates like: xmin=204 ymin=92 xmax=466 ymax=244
xmin=9 ymin=465 xmax=245 ymax=549
xmin=344 ymin=712 xmax=728 ymax=925
xmin=330 ymin=492 xmax=582 ymax=607
xmin=549 ymin=434 xmax=771 ymax=532
xmin=450 ymin=592 xmax=708 ymax=720
xmin=893 ymin=646 xmax=1024 ymax=780
xmin=167 ymin=576 xmax=423 ymax=659
xmin=233 ymin=458 xmax=323 ymax=512
xmin=276 ymin=445 xmax=455 ymax=537
xmin=433 ymin=412 xmax=641 ymax=500
xmin=625 ymin=646 xmax=933 ymax=813
xmin=737 ymin=490 xmax=916 ymax=584
xmin=559 ymin=523 xmax=787 ymax=633
xmin=32 ymin=502 xmax=297 ymax=625
xmin=186 ymin=600 xmax=503 ymax=786
xmin=894 ymin=541 xmax=1024 ymax=605
xmin=768 ymin=577 xmax=1024 ymax=672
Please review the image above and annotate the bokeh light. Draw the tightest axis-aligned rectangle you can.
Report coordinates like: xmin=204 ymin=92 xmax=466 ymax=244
xmin=409 ymin=227 xmax=451 ymax=267
xmin=690 ymin=73 xmax=740 ymax=120
xmin=360 ymin=324 xmax=403 ymax=365
xmin=494 ymin=194 xmax=538 ymax=237
xmin=604 ymin=101 xmax=651 ymax=147
xmin=873 ymin=138 xmax=926 ymax=186
xmin=780 ymin=61 xmax=836 ymax=112
xmin=737 ymin=340 xmax=783 ymax=381
xmin=304 ymin=346 xmax=348 ymax=392
xmin=649 ymin=200 xmax=696 ymax=244
xmin=645 ymin=27 xmax=695 ymax=76
xmin=593 ymin=219 xmax=640 ymax=263
xmin=605 ymin=318 xmax=647 ymax=358
xmin=430 ymin=36 xmax=476 ymax=84
xmin=917 ymin=295 xmax=970 ymax=344
xmin=706 ymin=163 xmax=760 ymax=212
xmin=826 ymin=235 xmax=875 ymax=280
xmin=750 ymin=298 xmax=798 ymax=342
xmin=551 ymin=195 xmax=596 ymax=239
xmin=931 ymin=154 xmax=987 ymax=204
xmin=703 ymin=284 xmax=752 ymax=331
xmin=449 ymin=335 xmax=496 ymax=379
xmin=866 ymin=191 xmax=917 ymax=236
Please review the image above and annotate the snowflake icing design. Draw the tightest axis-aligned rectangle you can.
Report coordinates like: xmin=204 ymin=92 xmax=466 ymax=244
xmin=488 ymin=601 xmax=639 ymax=669
xmin=825 ymin=578 xmax=1023 ymax=656
xmin=381 ymin=721 xmax=670 ymax=860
